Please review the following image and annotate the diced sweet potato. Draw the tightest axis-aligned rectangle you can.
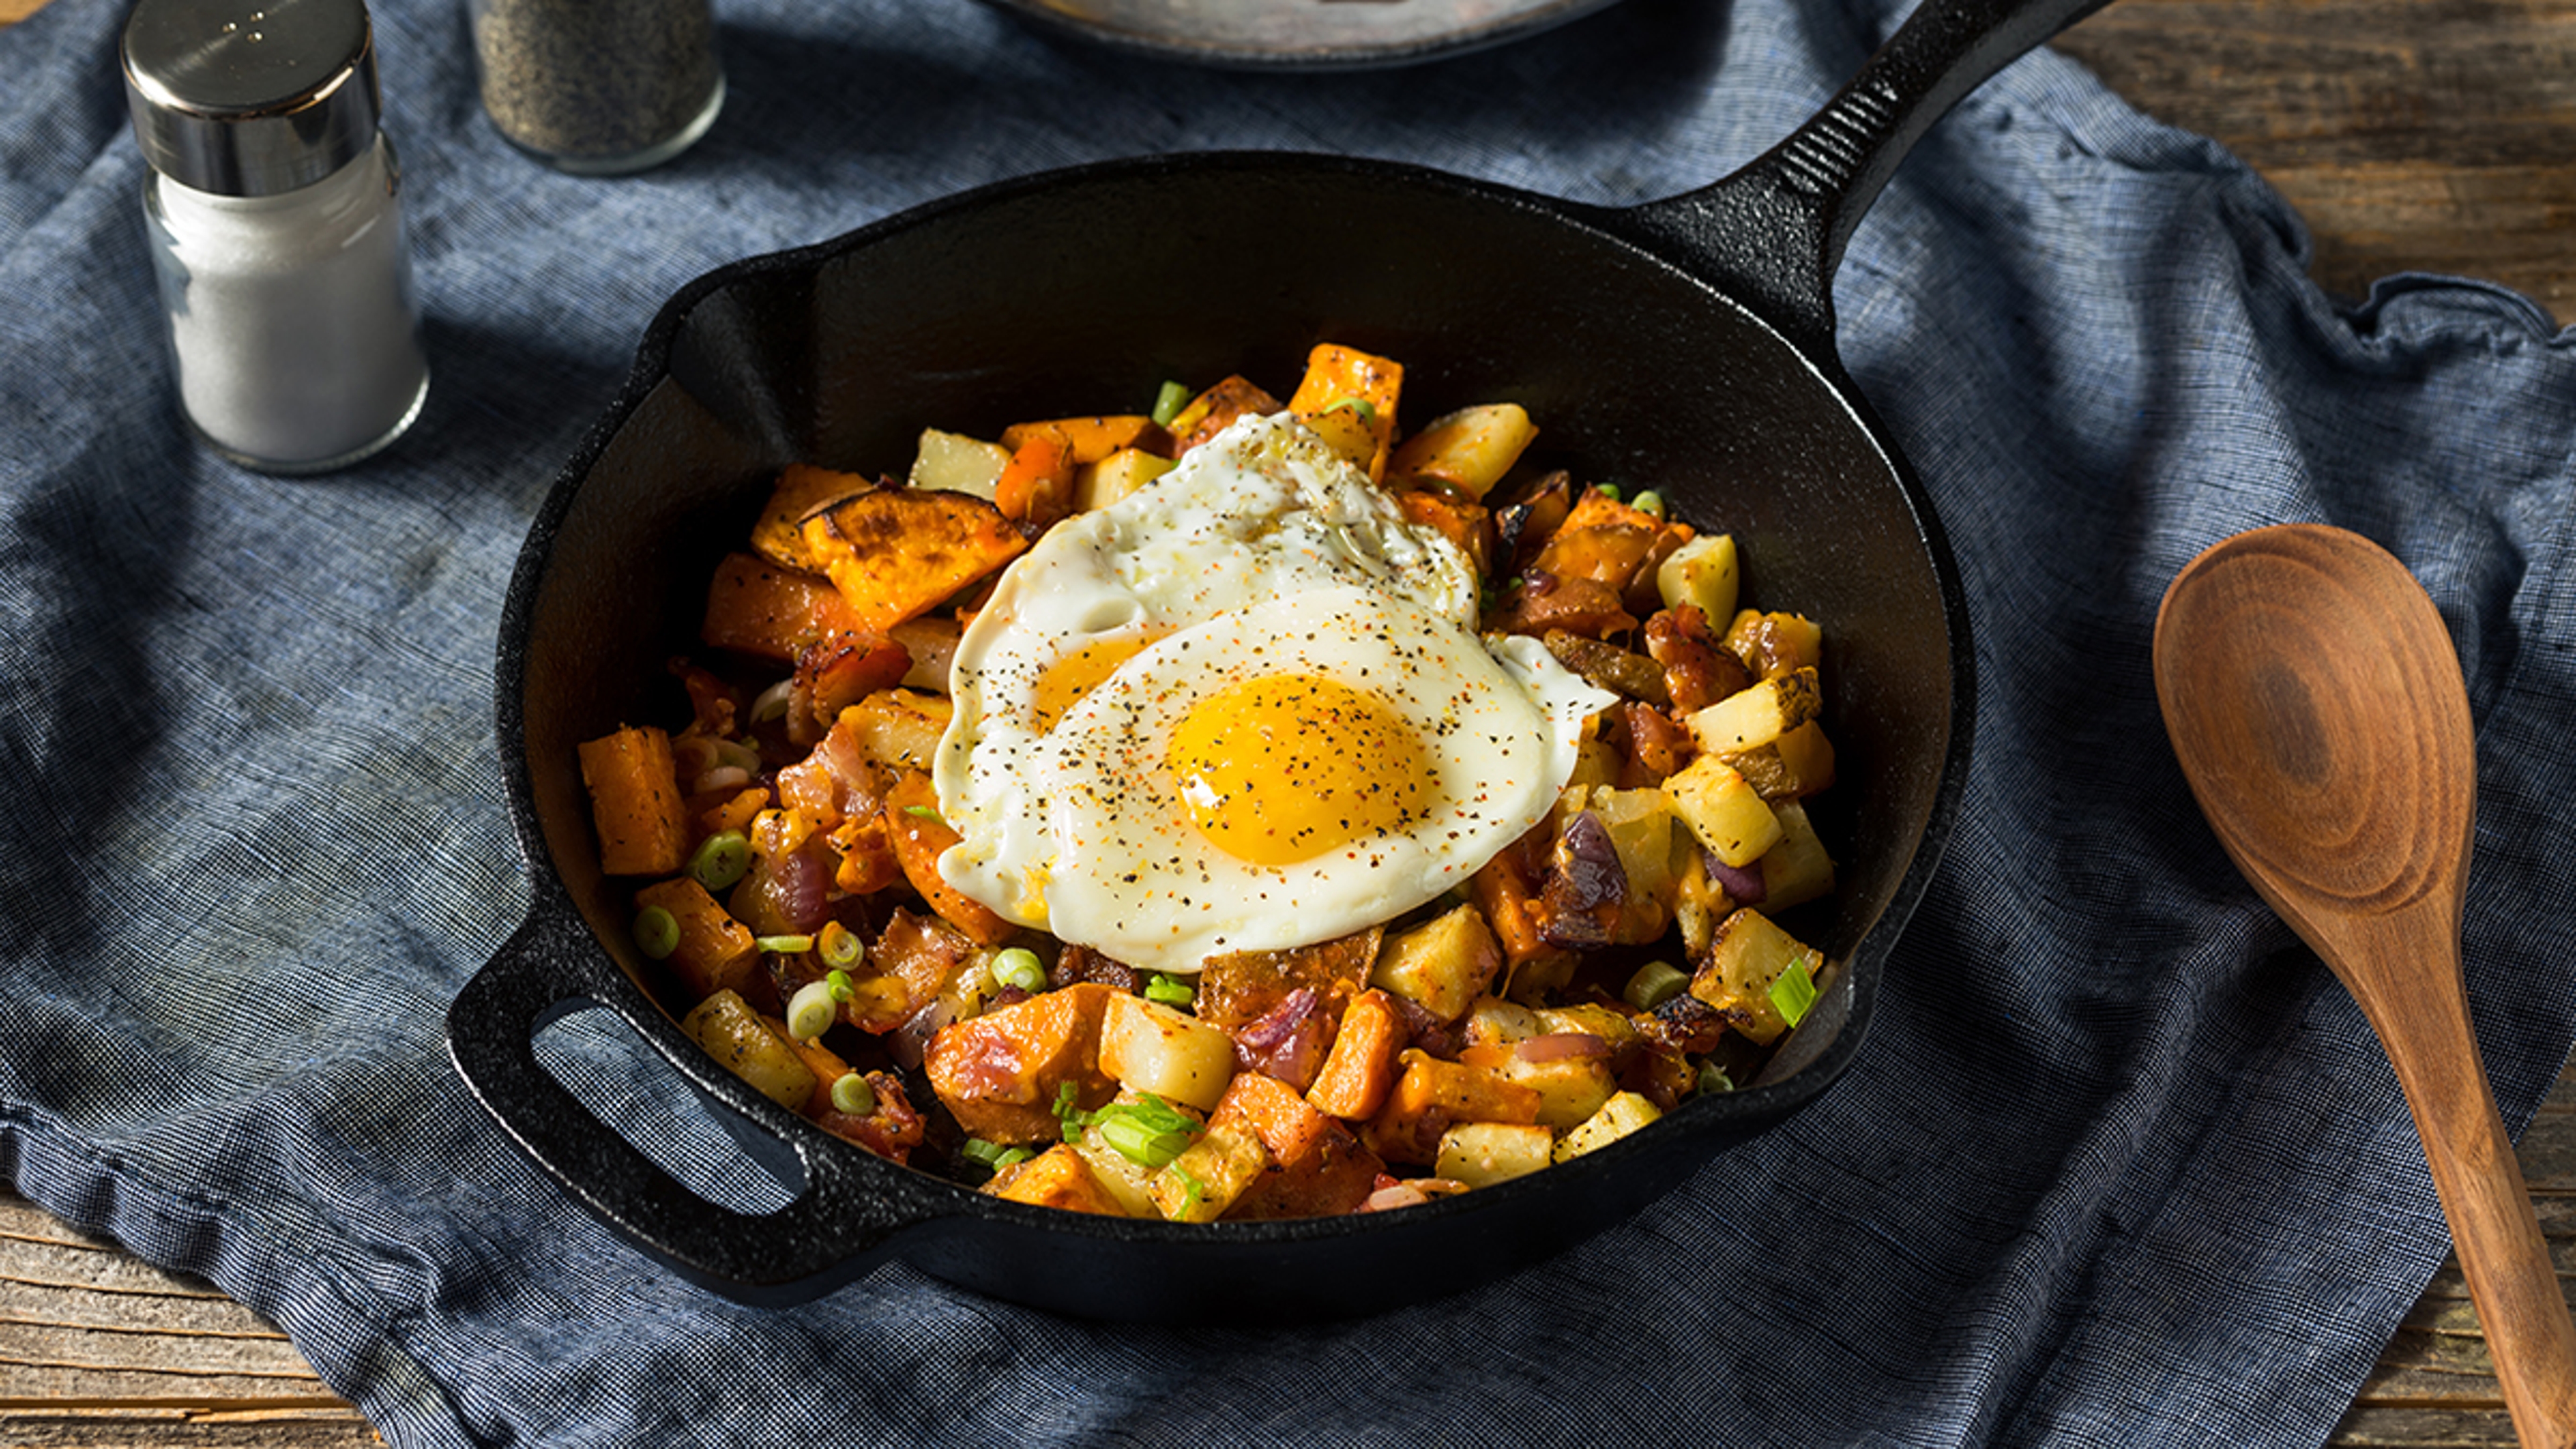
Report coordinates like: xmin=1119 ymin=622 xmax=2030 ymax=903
xmin=992 ymin=424 xmax=1077 ymax=530
xmin=1468 ymin=839 xmax=1550 ymax=967
xmin=1167 ymin=376 xmax=1283 ymax=453
xmin=1360 ymin=1049 xmax=1544 ymax=1166
xmin=700 ymin=552 xmax=873 ymax=663
xmin=1393 ymin=486 xmax=1493 ymax=578
xmin=696 ymin=786 xmax=769 ymax=838
xmin=792 ymin=632 xmax=912 ymax=741
xmin=1287 ymin=343 xmax=1403 ymax=479
xmin=1528 ymin=487 xmax=1664 ymax=595
xmin=1221 ymin=1116 xmax=1383 ymax=1221
xmin=750 ymin=464 xmax=871 ymax=571
xmin=1195 ymin=929 xmax=1380 ymax=1031
xmin=988 ymin=1144 xmax=1132 ymax=1216
xmin=634 ymin=877 xmax=761 ymax=1004
xmin=922 ymin=982 xmax=1118 ymax=1143
xmin=1305 ymin=988 xmax=1410 ymax=1121
xmin=835 ymin=688 xmax=954 ymax=774
xmin=800 ymin=487 xmax=1029 ymax=632
xmin=883 ymin=771 xmax=1015 ymax=946
xmin=578 ymin=725 xmax=690 ymax=876
xmin=1212 ymin=1067 xmax=1338 ymax=1168
xmin=1001 ymin=415 xmax=1169 ymax=462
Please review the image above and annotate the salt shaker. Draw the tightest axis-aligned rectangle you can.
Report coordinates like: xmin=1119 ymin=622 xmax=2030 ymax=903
xmin=121 ymin=0 xmax=431 ymax=474
xmin=466 ymin=0 xmax=723 ymax=174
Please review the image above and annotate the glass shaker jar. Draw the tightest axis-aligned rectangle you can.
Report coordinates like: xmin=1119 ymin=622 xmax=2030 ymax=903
xmin=121 ymin=0 xmax=431 ymax=474
xmin=466 ymin=0 xmax=723 ymax=174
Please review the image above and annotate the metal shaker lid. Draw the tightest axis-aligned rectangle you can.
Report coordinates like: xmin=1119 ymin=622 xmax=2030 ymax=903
xmin=121 ymin=0 xmax=381 ymax=197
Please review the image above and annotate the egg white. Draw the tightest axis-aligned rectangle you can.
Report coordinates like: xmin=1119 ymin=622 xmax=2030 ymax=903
xmin=932 ymin=411 xmax=1615 ymax=974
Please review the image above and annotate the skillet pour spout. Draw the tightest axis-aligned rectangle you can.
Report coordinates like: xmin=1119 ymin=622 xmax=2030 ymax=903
xmin=452 ymin=0 xmax=2109 ymax=1318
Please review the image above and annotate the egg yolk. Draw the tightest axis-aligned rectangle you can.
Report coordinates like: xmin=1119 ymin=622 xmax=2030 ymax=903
xmin=1167 ymin=674 xmax=1436 ymax=867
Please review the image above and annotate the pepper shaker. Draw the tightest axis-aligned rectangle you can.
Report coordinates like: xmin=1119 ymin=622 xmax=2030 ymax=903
xmin=466 ymin=0 xmax=723 ymax=174
xmin=122 ymin=0 xmax=431 ymax=474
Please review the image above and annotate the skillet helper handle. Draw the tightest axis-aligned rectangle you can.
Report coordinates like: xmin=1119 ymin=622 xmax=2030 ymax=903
xmin=1620 ymin=0 xmax=2119 ymax=357
xmin=447 ymin=904 xmax=926 ymax=1303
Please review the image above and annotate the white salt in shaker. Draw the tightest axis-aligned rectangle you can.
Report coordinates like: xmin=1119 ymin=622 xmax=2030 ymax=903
xmin=122 ymin=0 xmax=430 ymax=474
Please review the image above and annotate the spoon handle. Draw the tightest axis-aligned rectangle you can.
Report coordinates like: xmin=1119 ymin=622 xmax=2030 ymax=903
xmin=2365 ymin=944 xmax=2576 ymax=1448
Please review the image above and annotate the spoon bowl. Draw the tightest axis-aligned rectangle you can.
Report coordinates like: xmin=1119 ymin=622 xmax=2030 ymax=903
xmin=2155 ymin=522 xmax=2576 ymax=1449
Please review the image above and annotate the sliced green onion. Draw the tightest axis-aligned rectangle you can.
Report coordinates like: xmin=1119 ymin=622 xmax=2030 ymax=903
xmin=1595 ymin=482 xmax=1623 ymax=504
xmin=1631 ymin=489 xmax=1666 ymax=520
xmin=903 ymin=804 xmax=942 ymax=820
xmin=756 ymin=933 xmax=815 ymax=955
xmin=688 ymin=830 xmax=751 ymax=891
xmin=1143 ymin=973 xmax=1195 ymax=1008
xmin=830 ymin=1072 xmax=877 ymax=1117
xmin=1769 ymin=959 xmax=1819 ymax=1029
xmin=992 ymin=1147 xmax=1032 ymax=1173
xmin=1695 ymin=1061 xmax=1735 ymax=1096
xmin=632 ymin=906 xmax=680 ymax=960
xmin=1098 ymin=1114 xmax=1193 ymax=1169
xmin=1150 ymin=379 xmax=1191 ymax=427
xmin=959 ymin=1137 xmax=1013 ymax=1166
xmin=785 ymin=979 xmax=839 ymax=1042
xmin=1622 ymin=960 xmax=1690 ymax=1012
xmin=1051 ymin=1081 xmax=1089 ymax=1138
xmin=990 ymin=947 xmax=1046 ymax=994
xmin=1320 ymin=395 xmax=1377 ymax=424
xmin=1103 ymin=1093 xmax=1198 ymax=1136
xmin=748 ymin=679 xmax=794 ymax=724
xmin=825 ymin=968 xmax=855 ymax=1004
xmin=816 ymin=921 xmax=865 ymax=971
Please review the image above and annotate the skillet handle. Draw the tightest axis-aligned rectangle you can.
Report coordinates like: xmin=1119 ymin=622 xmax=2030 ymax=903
xmin=446 ymin=901 xmax=938 ymax=1305
xmin=1614 ymin=0 xmax=2118 ymax=356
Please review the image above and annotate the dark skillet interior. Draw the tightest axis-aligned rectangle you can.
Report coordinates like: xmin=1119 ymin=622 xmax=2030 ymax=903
xmin=481 ymin=151 xmax=1964 ymax=1320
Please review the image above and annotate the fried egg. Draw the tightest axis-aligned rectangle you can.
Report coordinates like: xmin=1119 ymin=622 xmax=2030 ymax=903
xmin=932 ymin=411 xmax=1614 ymax=974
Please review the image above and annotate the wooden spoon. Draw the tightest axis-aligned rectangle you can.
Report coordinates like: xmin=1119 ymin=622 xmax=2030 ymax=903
xmin=2154 ymin=522 xmax=2576 ymax=1448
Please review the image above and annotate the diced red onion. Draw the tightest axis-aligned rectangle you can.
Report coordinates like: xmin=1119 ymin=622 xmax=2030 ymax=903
xmin=888 ymin=998 xmax=953 ymax=1070
xmin=760 ymin=845 xmax=833 ymax=932
xmin=692 ymin=765 xmax=752 ymax=796
xmin=1515 ymin=1030 xmax=1613 ymax=1064
xmin=1361 ymin=1184 xmax=1430 ymax=1213
xmin=1706 ymin=852 xmax=1766 ymax=904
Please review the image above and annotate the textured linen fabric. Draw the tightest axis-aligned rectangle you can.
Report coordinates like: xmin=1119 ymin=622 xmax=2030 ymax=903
xmin=6 ymin=0 xmax=2574 ymax=1443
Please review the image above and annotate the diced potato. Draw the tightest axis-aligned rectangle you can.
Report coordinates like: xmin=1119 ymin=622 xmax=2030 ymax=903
xmin=835 ymin=688 xmax=953 ymax=772
xmin=578 ymin=725 xmax=690 ymax=876
xmin=1386 ymin=403 xmax=1538 ymax=499
xmin=750 ymin=464 xmax=871 ymax=572
xmin=1496 ymin=1054 xmax=1618 ymax=1132
xmin=1582 ymin=786 xmax=1682 ymax=944
xmin=1074 ymin=447 xmax=1177 ymax=512
xmin=1554 ymin=1090 xmax=1664 ymax=1163
xmin=1287 ymin=343 xmax=1403 ymax=480
xmin=700 ymin=552 xmax=871 ymax=663
xmin=988 ymin=1144 xmax=1132 ymax=1216
xmin=1688 ymin=907 xmax=1825 ymax=1046
xmin=922 ymin=982 xmax=1117 ymax=1142
xmin=1434 ymin=1121 xmax=1558 ymax=1188
xmin=1305 ymin=988 xmax=1409 ymax=1120
xmin=1567 ymin=735 xmax=1621 ymax=791
xmin=1532 ymin=1002 xmax=1638 ymax=1049
xmin=991 ymin=425 xmax=1077 ymax=529
xmin=1460 ymin=995 xmax=1540 ymax=1051
xmin=1149 ymin=1119 xmax=1271 ymax=1224
xmin=1672 ymin=839 xmax=1725 ymax=957
xmin=633 ymin=877 xmax=761 ymax=1004
xmin=1661 ymin=755 xmax=1784 ymax=867
xmin=908 ymin=428 xmax=1009 ymax=500
xmin=1760 ymin=800 xmax=1837 ymax=912
xmin=1098 ymin=992 xmax=1238 ymax=1112
xmin=1211 ymin=1068 xmax=1338 ymax=1169
xmin=1687 ymin=667 xmax=1823 ymax=755
xmin=1724 ymin=609 xmax=1823 ymax=680
xmin=883 ymin=771 xmax=1014 ymax=946
xmin=1369 ymin=903 xmax=1503 ymax=1022
xmin=1071 ymin=1133 xmax=1163 ymax=1219
xmin=1656 ymin=532 xmax=1739 ymax=622
xmin=680 ymin=989 xmax=816 ymax=1112
xmin=800 ymin=488 xmax=1028 ymax=632
xmin=1469 ymin=851 xmax=1549 ymax=967
xmin=1723 ymin=718 xmax=1836 ymax=801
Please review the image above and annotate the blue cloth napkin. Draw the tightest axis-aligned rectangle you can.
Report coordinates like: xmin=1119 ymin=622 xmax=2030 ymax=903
xmin=7 ymin=0 xmax=2574 ymax=1443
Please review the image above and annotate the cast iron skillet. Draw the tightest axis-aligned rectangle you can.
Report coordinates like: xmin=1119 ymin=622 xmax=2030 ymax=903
xmin=451 ymin=0 xmax=2110 ymax=1320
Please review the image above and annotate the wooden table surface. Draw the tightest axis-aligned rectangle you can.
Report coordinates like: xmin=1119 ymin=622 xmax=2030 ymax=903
xmin=4 ymin=0 xmax=2572 ymax=1443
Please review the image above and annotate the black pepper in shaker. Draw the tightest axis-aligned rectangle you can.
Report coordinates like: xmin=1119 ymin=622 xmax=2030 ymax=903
xmin=466 ymin=0 xmax=722 ymax=174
